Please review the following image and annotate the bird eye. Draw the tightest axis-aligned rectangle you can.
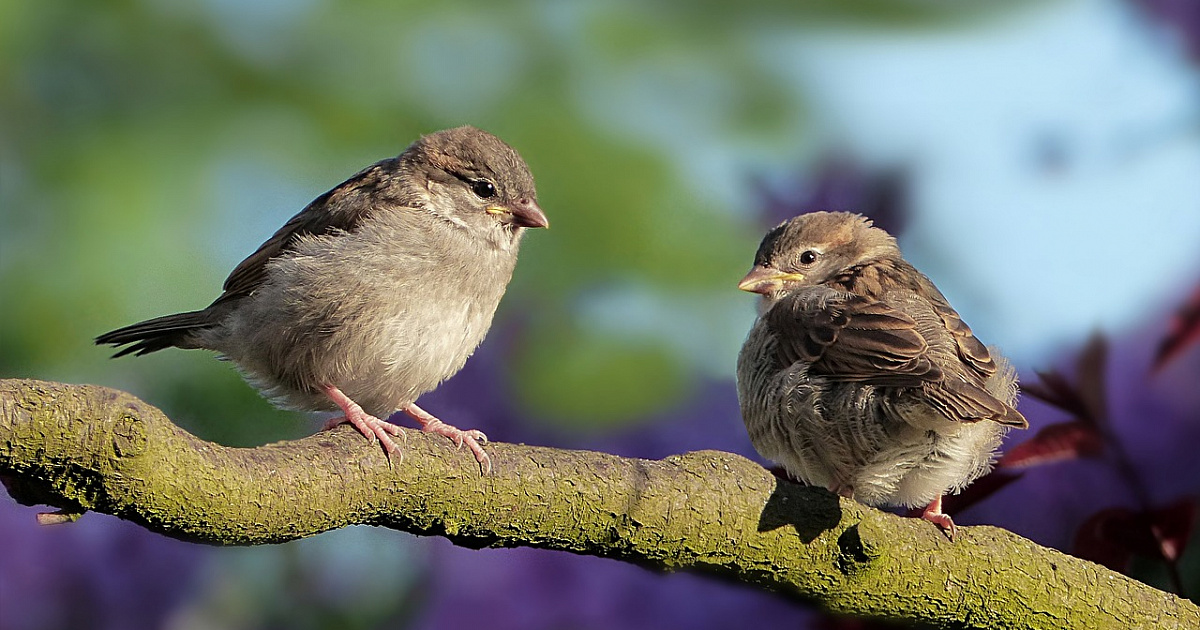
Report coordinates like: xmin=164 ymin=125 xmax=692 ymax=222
xmin=471 ymin=179 xmax=497 ymax=199
xmin=799 ymin=250 xmax=818 ymax=265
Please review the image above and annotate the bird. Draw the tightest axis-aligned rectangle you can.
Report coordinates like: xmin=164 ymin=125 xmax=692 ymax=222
xmin=97 ymin=126 xmax=548 ymax=473
xmin=735 ymin=211 xmax=1026 ymax=538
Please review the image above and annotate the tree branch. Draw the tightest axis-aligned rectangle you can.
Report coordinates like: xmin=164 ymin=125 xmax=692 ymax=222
xmin=1 ymin=378 xmax=1193 ymax=628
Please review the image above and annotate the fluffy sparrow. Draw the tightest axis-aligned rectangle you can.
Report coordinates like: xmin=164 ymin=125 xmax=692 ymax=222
xmin=97 ymin=126 xmax=548 ymax=472
xmin=735 ymin=212 xmax=1026 ymax=538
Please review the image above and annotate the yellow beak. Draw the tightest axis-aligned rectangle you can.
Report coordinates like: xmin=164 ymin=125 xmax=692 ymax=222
xmin=486 ymin=199 xmax=549 ymax=229
xmin=737 ymin=266 xmax=805 ymax=294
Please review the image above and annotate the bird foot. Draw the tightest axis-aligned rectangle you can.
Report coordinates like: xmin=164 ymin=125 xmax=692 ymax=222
xmin=830 ymin=483 xmax=855 ymax=499
xmin=404 ymin=403 xmax=491 ymax=474
xmin=921 ymin=496 xmax=957 ymax=541
xmin=321 ymin=385 xmax=407 ymax=462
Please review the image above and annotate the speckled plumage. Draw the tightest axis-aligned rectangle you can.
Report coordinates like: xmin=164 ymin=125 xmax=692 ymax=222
xmin=735 ymin=212 xmax=1026 ymax=536
xmin=98 ymin=126 xmax=547 ymax=470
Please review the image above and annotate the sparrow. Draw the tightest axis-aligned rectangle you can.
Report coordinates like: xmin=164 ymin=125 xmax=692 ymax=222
xmin=735 ymin=211 xmax=1026 ymax=538
xmin=97 ymin=126 xmax=548 ymax=472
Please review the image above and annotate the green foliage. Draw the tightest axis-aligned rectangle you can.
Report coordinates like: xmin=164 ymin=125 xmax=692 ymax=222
xmin=515 ymin=320 xmax=690 ymax=427
xmin=0 ymin=0 xmax=1041 ymax=437
xmin=0 ymin=2 xmax=1048 ymax=628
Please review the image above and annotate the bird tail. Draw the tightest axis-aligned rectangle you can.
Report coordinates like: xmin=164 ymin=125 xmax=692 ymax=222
xmin=926 ymin=377 xmax=1029 ymax=429
xmin=992 ymin=402 xmax=1029 ymax=428
xmin=986 ymin=353 xmax=1029 ymax=429
xmin=95 ymin=310 xmax=213 ymax=357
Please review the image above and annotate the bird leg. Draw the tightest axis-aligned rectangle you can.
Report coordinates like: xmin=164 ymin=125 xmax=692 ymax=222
xmin=830 ymin=483 xmax=855 ymax=499
xmin=321 ymin=385 xmax=406 ymax=461
xmin=403 ymin=403 xmax=491 ymax=474
xmin=921 ymin=495 xmax=957 ymax=540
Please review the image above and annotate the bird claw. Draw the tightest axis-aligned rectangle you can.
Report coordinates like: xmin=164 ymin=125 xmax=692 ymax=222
xmin=921 ymin=496 xmax=957 ymax=541
xmin=404 ymin=404 xmax=492 ymax=474
xmin=324 ymin=413 xmax=407 ymax=463
xmin=466 ymin=429 xmax=488 ymax=445
xmin=321 ymin=385 xmax=407 ymax=464
xmin=830 ymin=483 xmax=855 ymax=499
xmin=420 ymin=419 xmax=492 ymax=473
xmin=320 ymin=389 xmax=491 ymax=472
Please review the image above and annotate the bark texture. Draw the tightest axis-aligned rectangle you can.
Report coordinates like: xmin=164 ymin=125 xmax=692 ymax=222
xmin=1 ymin=378 xmax=1194 ymax=629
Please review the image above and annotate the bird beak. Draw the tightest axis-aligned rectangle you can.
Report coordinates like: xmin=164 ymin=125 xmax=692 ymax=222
xmin=487 ymin=199 xmax=549 ymax=229
xmin=737 ymin=266 xmax=804 ymax=294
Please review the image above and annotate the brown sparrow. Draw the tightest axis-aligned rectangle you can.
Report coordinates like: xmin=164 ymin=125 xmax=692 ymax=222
xmin=735 ymin=211 xmax=1026 ymax=537
xmin=97 ymin=126 xmax=548 ymax=472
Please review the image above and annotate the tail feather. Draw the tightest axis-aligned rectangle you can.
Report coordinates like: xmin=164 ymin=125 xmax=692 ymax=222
xmin=994 ymin=403 xmax=1028 ymax=429
xmin=926 ymin=376 xmax=1028 ymax=428
xmin=96 ymin=310 xmax=213 ymax=357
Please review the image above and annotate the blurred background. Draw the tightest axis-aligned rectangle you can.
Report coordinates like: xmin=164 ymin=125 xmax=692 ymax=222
xmin=3 ymin=0 xmax=1200 ymax=627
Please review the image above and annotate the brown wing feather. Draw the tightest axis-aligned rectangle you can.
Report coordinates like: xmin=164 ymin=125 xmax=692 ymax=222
xmin=775 ymin=258 xmax=1026 ymax=427
xmin=767 ymin=287 xmax=941 ymax=387
xmin=922 ymin=374 xmax=1027 ymax=427
xmin=906 ymin=268 xmax=997 ymax=376
xmin=848 ymin=258 xmax=998 ymax=377
xmin=213 ymin=159 xmax=398 ymax=306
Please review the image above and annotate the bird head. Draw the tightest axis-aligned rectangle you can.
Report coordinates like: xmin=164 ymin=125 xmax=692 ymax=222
xmin=738 ymin=211 xmax=899 ymax=306
xmin=402 ymin=126 xmax=548 ymax=248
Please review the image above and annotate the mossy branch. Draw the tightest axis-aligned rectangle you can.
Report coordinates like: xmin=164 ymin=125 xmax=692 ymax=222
xmin=1 ymin=378 xmax=1193 ymax=628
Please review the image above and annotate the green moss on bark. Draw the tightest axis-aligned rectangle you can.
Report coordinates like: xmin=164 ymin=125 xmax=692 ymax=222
xmin=1 ymin=378 xmax=1195 ymax=629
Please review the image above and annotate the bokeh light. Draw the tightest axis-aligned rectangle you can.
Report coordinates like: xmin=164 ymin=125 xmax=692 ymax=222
xmin=3 ymin=0 xmax=1198 ymax=627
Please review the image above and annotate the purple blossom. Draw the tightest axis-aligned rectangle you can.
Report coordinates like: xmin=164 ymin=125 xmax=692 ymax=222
xmin=755 ymin=158 xmax=909 ymax=236
xmin=1132 ymin=0 xmax=1200 ymax=62
xmin=0 ymin=503 xmax=205 ymax=630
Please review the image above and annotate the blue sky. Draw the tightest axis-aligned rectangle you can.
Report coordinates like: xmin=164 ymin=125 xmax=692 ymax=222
xmin=763 ymin=0 xmax=1200 ymax=364
xmin=567 ymin=0 xmax=1200 ymax=376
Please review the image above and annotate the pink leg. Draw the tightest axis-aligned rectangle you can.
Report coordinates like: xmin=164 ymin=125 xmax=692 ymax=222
xmin=321 ymin=385 xmax=406 ymax=460
xmin=921 ymin=495 xmax=957 ymax=540
xmin=830 ymin=483 xmax=855 ymax=499
xmin=403 ymin=403 xmax=491 ymax=474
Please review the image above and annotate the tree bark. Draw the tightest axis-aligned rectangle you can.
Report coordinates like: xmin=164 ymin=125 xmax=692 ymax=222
xmin=1 ymin=378 xmax=1193 ymax=629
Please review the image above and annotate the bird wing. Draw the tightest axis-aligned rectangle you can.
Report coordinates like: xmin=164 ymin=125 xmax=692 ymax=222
xmin=906 ymin=269 xmax=998 ymax=376
xmin=766 ymin=287 xmax=941 ymax=387
xmin=921 ymin=374 xmax=1027 ymax=426
xmin=213 ymin=159 xmax=397 ymax=306
xmin=767 ymin=287 xmax=1026 ymax=427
